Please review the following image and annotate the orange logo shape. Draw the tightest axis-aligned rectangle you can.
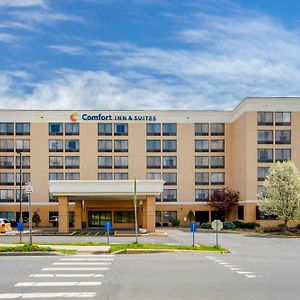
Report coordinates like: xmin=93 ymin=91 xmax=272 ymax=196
xmin=70 ymin=112 xmax=78 ymax=122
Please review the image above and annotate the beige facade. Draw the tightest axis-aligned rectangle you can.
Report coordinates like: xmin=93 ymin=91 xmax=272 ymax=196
xmin=0 ymin=97 xmax=299 ymax=232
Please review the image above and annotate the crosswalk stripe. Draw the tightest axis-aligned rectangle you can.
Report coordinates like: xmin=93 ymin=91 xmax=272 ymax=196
xmin=74 ymin=255 xmax=114 ymax=257
xmin=53 ymin=262 xmax=111 ymax=266
xmin=0 ymin=293 xmax=96 ymax=298
xmin=42 ymin=267 xmax=109 ymax=271
xmin=59 ymin=258 xmax=114 ymax=261
xmin=236 ymin=271 xmax=253 ymax=274
xmin=29 ymin=274 xmax=104 ymax=278
xmin=15 ymin=282 xmax=101 ymax=287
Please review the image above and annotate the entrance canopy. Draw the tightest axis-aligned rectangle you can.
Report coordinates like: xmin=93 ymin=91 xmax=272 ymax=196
xmin=49 ymin=179 xmax=164 ymax=200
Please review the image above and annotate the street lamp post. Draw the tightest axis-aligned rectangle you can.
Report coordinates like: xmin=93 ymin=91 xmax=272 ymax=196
xmin=17 ymin=150 xmax=23 ymax=242
xmin=133 ymin=177 xmax=138 ymax=244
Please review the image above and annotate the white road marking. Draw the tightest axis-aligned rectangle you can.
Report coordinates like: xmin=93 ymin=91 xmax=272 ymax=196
xmin=205 ymin=256 xmax=215 ymax=260
xmin=15 ymin=282 xmax=101 ymax=287
xmin=230 ymin=268 xmax=242 ymax=271
xmin=29 ymin=274 xmax=104 ymax=278
xmin=217 ymin=262 xmax=228 ymax=265
xmin=74 ymin=255 xmax=114 ymax=258
xmin=59 ymin=258 xmax=113 ymax=261
xmin=224 ymin=265 xmax=238 ymax=268
xmin=42 ymin=267 xmax=109 ymax=271
xmin=245 ymin=275 xmax=257 ymax=278
xmin=53 ymin=262 xmax=111 ymax=266
xmin=236 ymin=271 xmax=253 ymax=274
xmin=0 ymin=293 xmax=96 ymax=298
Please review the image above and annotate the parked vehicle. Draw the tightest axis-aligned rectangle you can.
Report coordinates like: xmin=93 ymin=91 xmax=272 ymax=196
xmin=0 ymin=218 xmax=12 ymax=233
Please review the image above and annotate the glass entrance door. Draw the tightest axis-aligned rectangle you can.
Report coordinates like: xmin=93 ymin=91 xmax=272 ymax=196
xmin=88 ymin=211 xmax=112 ymax=227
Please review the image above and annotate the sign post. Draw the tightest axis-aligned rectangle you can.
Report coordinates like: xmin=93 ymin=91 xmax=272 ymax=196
xmin=105 ymin=221 xmax=112 ymax=245
xmin=189 ymin=222 xmax=197 ymax=246
xmin=211 ymin=220 xmax=223 ymax=247
xmin=25 ymin=182 xmax=33 ymax=246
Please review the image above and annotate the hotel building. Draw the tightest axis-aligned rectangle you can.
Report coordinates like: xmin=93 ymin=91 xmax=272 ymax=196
xmin=0 ymin=97 xmax=299 ymax=233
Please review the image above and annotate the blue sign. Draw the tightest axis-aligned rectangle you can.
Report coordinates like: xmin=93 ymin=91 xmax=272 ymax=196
xmin=17 ymin=222 xmax=25 ymax=232
xmin=105 ymin=221 xmax=112 ymax=232
xmin=190 ymin=223 xmax=197 ymax=233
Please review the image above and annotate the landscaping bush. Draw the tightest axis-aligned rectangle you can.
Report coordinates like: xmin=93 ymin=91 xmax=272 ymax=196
xmin=296 ymin=224 xmax=300 ymax=230
xmin=223 ymin=221 xmax=236 ymax=230
xmin=245 ymin=222 xmax=260 ymax=229
xmin=277 ymin=224 xmax=286 ymax=231
xmin=232 ymin=221 xmax=245 ymax=228
xmin=172 ymin=219 xmax=180 ymax=227
xmin=162 ymin=222 xmax=169 ymax=227
xmin=200 ymin=222 xmax=211 ymax=229
xmin=155 ymin=222 xmax=161 ymax=227
xmin=262 ymin=227 xmax=278 ymax=233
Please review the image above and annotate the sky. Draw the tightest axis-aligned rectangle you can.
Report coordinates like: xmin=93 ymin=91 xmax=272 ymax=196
xmin=1 ymin=0 xmax=300 ymax=110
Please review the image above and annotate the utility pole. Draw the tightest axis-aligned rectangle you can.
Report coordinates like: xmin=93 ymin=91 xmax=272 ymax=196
xmin=133 ymin=177 xmax=138 ymax=243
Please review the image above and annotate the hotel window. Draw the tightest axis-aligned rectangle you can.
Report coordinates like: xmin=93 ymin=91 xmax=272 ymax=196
xmin=0 ymin=139 xmax=14 ymax=152
xmin=275 ymin=149 xmax=291 ymax=162
xmin=16 ymin=139 xmax=30 ymax=152
xmin=211 ymin=156 xmax=225 ymax=168
xmin=195 ymin=140 xmax=209 ymax=152
xmin=16 ymin=123 xmax=30 ymax=135
xmin=195 ymin=172 xmax=209 ymax=185
xmin=16 ymin=172 xmax=31 ymax=184
xmin=195 ymin=123 xmax=209 ymax=136
xmin=65 ymin=140 xmax=80 ymax=152
xmin=114 ymin=211 xmax=135 ymax=223
xmin=257 ymin=130 xmax=273 ymax=144
xmin=257 ymin=186 xmax=266 ymax=197
xmin=0 ymin=156 xmax=14 ymax=169
xmin=275 ymin=130 xmax=291 ymax=144
xmin=49 ymin=173 xmax=64 ymax=180
xmin=0 ymin=123 xmax=14 ymax=135
xmin=49 ymin=156 xmax=64 ymax=169
xmin=98 ymin=140 xmax=112 ymax=152
xmin=156 ymin=211 xmax=161 ymax=224
xmin=195 ymin=189 xmax=209 ymax=202
xmin=162 ymin=123 xmax=176 ymax=136
xmin=162 ymin=173 xmax=177 ymax=185
xmin=163 ymin=211 xmax=177 ymax=223
xmin=147 ymin=156 xmax=161 ymax=169
xmin=49 ymin=140 xmax=63 ymax=152
xmin=114 ymin=173 xmax=128 ymax=180
xmin=147 ymin=172 xmax=161 ymax=180
xmin=238 ymin=206 xmax=244 ymax=220
xmin=257 ymin=167 xmax=270 ymax=181
xmin=65 ymin=173 xmax=80 ymax=180
xmin=147 ymin=140 xmax=161 ymax=152
xmin=98 ymin=123 xmax=112 ymax=136
xmin=211 ymin=172 xmax=225 ymax=185
xmin=256 ymin=206 xmax=277 ymax=220
xmin=98 ymin=172 xmax=113 ymax=180
xmin=49 ymin=193 xmax=58 ymax=203
xmin=195 ymin=156 xmax=209 ymax=169
xmin=163 ymin=189 xmax=177 ymax=202
xmin=163 ymin=140 xmax=177 ymax=152
xmin=211 ymin=123 xmax=224 ymax=136
xmin=114 ymin=156 xmax=128 ymax=169
xmin=65 ymin=156 xmax=80 ymax=169
xmin=0 ymin=189 xmax=14 ymax=202
xmin=257 ymin=112 xmax=273 ymax=125
xmin=0 ymin=173 xmax=14 ymax=185
xmin=49 ymin=123 xmax=63 ymax=135
xmin=16 ymin=156 xmax=30 ymax=169
xmin=163 ymin=156 xmax=176 ymax=168
xmin=258 ymin=149 xmax=273 ymax=163
xmin=16 ymin=189 xmax=28 ymax=202
xmin=65 ymin=123 xmax=79 ymax=135
xmin=147 ymin=123 xmax=161 ymax=136
xmin=114 ymin=140 xmax=128 ymax=152
xmin=211 ymin=140 xmax=224 ymax=152
xmin=275 ymin=112 xmax=291 ymax=126
xmin=114 ymin=123 xmax=128 ymax=136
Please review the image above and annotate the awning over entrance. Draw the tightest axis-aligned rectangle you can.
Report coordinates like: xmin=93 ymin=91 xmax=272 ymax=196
xmin=48 ymin=180 xmax=164 ymax=233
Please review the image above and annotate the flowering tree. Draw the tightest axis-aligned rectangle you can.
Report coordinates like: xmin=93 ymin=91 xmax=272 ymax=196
xmin=208 ymin=187 xmax=240 ymax=220
xmin=258 ymin=160 xmax=300 ymax=230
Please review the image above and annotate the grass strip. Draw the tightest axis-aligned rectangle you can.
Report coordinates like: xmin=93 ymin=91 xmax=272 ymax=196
xmin=0 ymin=244 xmax=53 ymax=252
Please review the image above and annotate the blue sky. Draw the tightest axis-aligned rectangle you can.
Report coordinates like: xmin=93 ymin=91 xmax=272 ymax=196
xmin=1 ymin=0 xmax=300 ymax=109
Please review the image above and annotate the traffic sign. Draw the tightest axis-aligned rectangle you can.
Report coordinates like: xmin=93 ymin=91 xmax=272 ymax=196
xmin=190 ymin=222 xmax=197 ymax=232
xmin=211 ymin=220 xmax=223 ymax=231
xmin=105 ymin=221 xmax=112 ymax=232
xmin=25 ymin=182 xmax=33 ymax=194
xmin=17 ymin=222 xmax=24 ymax=232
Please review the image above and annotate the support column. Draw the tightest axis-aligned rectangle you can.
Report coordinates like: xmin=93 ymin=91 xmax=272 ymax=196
xmin=144 ymin=195 xmax=156 ymax=232
xmin=74 ymin=200 xmax=82 ymax=229
xmin=58 ymin=196 xmax=69 ymax=233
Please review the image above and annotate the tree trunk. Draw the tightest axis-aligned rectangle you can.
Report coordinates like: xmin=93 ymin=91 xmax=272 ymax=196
xmin=284 ymin=219 xmax=288 ymax=231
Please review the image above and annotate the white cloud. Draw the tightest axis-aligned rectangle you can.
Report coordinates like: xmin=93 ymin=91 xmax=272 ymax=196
xmin=0 ymin=33 xmax=18 ymax=43
xmin=0 ymin=0 xmax=46 ymax=8
xmin=47 ymin=45 xmax=87 ymax=56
